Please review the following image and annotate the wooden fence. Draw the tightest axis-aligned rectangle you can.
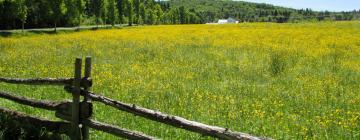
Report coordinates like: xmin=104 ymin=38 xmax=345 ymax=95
xmin=0 ymin=57 xmax=268 ymax=140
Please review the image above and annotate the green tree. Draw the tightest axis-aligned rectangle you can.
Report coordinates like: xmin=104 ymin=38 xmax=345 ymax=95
xmin=170 ymin=8 xmax=179 ymax=24
xmin=91 ymin=0 xmax=104 ymax=27
xmin=15 ymin=0 xmax=27 ymax=32
xmin=179 ymin=6 xmax=187 ymax=24
xmin=64 ymin=0 xmax=77 ymax=26
xmin=116 ymin=0 xmax=126 ymax=24
xmin=147 ymin=9 xmax=156 ymax=24
xmin=189 ymin=12 xmax=199 ymax=24
xmin=139 ymin=2 xmax=146 ymax=25
xmin=100 ymin=0 xmax=107 ymax=26
xmin=154 ymin=4 xmax=162 ymax=24
xmin=144 ymin=0 xmax=153 ymax=8
xmin=1 ymin=0 xmax=17 ymax=29
xmin=49 ymin=0 xmax=64 ymax=32
xmin=133 ymin=0 xmax=140 ymax=24
xmin=107 ymin=0 xmax=116 ymax=26
xmin=76 ymin=0 xmax=85 ymax=28
xmin=126 ymin=0 xmax=133 ymax=26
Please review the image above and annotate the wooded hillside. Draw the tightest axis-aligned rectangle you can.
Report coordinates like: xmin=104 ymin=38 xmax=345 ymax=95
xmin=165 ymin=0 xmax=360 ymax=23
xmin=1 ymin=0 xmax=359 ymax=30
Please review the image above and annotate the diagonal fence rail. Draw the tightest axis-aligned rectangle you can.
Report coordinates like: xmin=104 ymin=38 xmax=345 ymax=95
xmin=0 ymin=57 xmax=269 ymax=140
xmin=64 ymin=86 xmax=263 ymax=140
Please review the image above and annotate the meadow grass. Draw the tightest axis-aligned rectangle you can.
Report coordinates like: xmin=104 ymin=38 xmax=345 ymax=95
xmin=0 ymin=21 xmax=359 ymax=139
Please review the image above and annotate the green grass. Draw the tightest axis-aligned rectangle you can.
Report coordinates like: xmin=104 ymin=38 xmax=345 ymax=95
xmin=0 ymin=21 xmax=360 ymax=139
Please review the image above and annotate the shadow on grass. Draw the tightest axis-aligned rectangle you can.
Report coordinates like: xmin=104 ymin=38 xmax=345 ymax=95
xmin=0 ymin=32 xmax=13 ymax=37
xmin=0 ymin=30 xmax=57 ymax=37
xmin=0 ymin=25 xmax=125 ymax=37
xmin=28 ymin=30 xmax=58 ymax=35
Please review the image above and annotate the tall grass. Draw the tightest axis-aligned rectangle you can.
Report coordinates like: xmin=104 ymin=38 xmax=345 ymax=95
xmin=0 ymin=21 xmax=359 ymax=139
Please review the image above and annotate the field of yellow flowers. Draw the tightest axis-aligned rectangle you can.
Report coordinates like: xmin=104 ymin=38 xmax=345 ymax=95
xmin=0 ymin=21 xmax=359 ymax=139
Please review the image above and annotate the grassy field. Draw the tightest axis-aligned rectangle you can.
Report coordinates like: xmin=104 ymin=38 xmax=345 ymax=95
xmin=0 ymin=21 xmax=359 ymax=139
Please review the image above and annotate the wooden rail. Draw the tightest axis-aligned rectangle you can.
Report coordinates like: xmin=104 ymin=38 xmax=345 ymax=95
xmin=0 ymin=77 xmax=73 ymax=85
xmin=64 ymin=86 xmax=265 ymax=140
xmin=0 ymin=91 xmax=63 ymax=110
xmin=83 ymin=119 xmax=158 ymax=140
xmin=0 ymin=107 xmax=71 ymax=134
xmin=0 ymin=57 xmax=269 ymax=140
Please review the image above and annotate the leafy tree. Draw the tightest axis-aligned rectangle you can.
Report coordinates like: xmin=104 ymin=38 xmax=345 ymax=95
xmin=1 ymin=0 xmax=17 ymax=29
xmin=144 ymin=0 xmax=153 ymax=8
xmin=15 ymin=0 xmax=27 ymax=32
xmin=107 ymin=0 xmax=116 ymax=26
xmin=92 ymin=0 xmax=104 ymax=28
xmin=116 ymin=0 xmax=125 ymax=24
xmin=133 ymin=0 xmax=140 ymax=24
xmin=179 ymin=6 xmax=187 ymax=24
xmin=289 ymin=12 xmax=303 ymax=23
xmin=154 ymin=4 xmax=163 ymax=24
xmin=147 ymin=9 xmax=155 ymax=24
xmin=139 ymin=2 xmax=146 ymax=25
xmin=64 ymin=0 xmax=78 ymax=26
xmin=76 ymin=0 xmax=85 ymax=28
xmin=126 ymin=0 xmax=133 ymax=26
xmin=172 ymin=8 xmax=180 ymax=24
xmin=49 ymin=0 xmax=64 ymax=32
xmin=100 ymin=0 xmax=107 ymax=26
xmin=189 ymin=12 xmax=199 ymax=24
xmin=91 ymin=0 xmax=104 ymax=27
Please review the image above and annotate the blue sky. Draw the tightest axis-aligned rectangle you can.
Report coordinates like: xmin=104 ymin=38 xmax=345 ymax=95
xmin=240 ymin=0 xmax=360 ymax=11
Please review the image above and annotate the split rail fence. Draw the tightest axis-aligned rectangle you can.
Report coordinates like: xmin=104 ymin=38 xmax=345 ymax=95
xmin=0 ymin=57 xmax=268 ymax=140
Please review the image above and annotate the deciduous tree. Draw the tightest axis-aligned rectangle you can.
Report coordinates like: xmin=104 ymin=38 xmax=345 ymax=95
xmin=15 ymin=0 xmax=27 ymax=32
xmin=126 ymin=0 xmax=133 ymax=26
xmin=133 ymin=0 xmax=140 ymax=24
xmin=107 ymin=0 xmax=116 ymax=26
xmin=49 ymin=0 xmax=64 ymax=32
xmin=139 ymin=2 xmax=146 ymax=25
xmin=76 ymin=0 xmax=85 ymax=28
xmin=116 ymin=0 xmax=125 ymax=24
xmin=91 ymin=0 xmax=104 ymax=28
xmin=179 ymin=6 xmax=187 ymax=24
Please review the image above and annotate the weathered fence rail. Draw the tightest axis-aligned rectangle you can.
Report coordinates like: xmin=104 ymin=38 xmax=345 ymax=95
xmin=0 ymin=107 xmax=71 ymax=135
xmin=0 ymin=91 xmax=64 ymax=110
xmin=83 ymin=119 xmax=158 ymax=140
xmin=0 ymin=77 xmax=73 ymax=85
xmin=64 ymin=86 xmax=263 ymax=140
xmin=0 ymin=57 xmax=269 ymax=140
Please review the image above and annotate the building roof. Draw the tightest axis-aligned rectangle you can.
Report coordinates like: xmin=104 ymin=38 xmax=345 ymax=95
xmin=218 ymin=18 xmax=238 ymax=23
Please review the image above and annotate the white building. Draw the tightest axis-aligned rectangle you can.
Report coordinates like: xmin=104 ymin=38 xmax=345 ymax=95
xmin=217 ymin=18 xmax=239 ymax=24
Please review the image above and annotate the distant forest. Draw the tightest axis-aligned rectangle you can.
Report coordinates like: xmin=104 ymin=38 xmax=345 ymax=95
xmin=1 ymin=0 xmax=360 ymax=30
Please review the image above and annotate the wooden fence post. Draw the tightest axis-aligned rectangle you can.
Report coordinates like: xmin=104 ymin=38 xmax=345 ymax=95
xmin=82 ymin=56 xmax=92 ymax=140
xmin=72 ymin=58 xmax=82 ymax=140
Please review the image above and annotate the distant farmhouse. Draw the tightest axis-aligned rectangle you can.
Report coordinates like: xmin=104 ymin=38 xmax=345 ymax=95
xmin=217 ymin=18 xmax=239 ymax=24
xmin=205 ymin=18 xmax=239 ymax=24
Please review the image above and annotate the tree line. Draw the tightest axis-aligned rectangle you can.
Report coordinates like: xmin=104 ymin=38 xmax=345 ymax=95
xmin=167 ymin=0 xmax=360 ymax=23
xmin=0 ymin=0 xmax=170 ymax=30
xmin=1 ymin=0 xmax=360 ymax=30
